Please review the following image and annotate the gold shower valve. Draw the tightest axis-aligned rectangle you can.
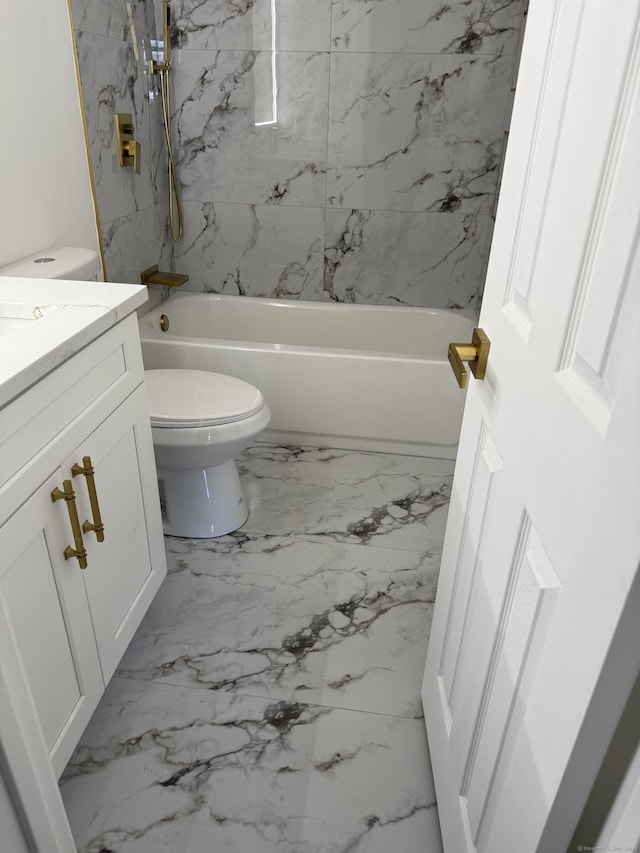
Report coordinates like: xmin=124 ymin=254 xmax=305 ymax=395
xmin=114 ymin=113 xmax=141 ymax=174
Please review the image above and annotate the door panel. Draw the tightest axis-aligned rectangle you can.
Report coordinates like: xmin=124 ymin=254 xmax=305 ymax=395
xmin=3 ymin=533 xmax=82 ymax=749
xmin=70 ymin=387 xmax=166 ymax=682
xmin=0 ymin=472 xmax=103 ymax=778
xmin=423 ymin=1 xmax=640 ymax=850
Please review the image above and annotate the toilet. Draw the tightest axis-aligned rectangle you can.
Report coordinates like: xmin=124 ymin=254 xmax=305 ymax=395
xmin=0 ymin=246 xmax=271 ymax=538
xmin=0 ymin=245 xmax=101 ymax=281
xmin=145 ymin=369 xmax=271 ymax=538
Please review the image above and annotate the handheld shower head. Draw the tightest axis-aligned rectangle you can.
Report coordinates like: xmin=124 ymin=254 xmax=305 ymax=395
xmin=163 ymin=1 xmax=171 ymax=65
xmin=153 ymin=1 xmax=183 ymax=242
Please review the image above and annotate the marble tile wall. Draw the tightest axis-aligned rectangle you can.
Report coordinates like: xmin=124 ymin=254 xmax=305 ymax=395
xmin=171 ymin=0 xmax=525 ymax=309
xmin=70 ymin=0 xmax=173 ymax=308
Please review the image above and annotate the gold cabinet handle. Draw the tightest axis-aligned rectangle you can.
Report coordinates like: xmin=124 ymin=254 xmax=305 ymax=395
xmin=448 ymin=328 xmax=491 ymax=389
xmin=51 ymin=480 xmax=88 ymax=569
xmin=71 ymin=456 xmax=105 ymax=543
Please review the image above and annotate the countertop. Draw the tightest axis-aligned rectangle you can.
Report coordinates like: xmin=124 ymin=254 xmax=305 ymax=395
xmin=0 ymin=278 xmax=148 ymax=409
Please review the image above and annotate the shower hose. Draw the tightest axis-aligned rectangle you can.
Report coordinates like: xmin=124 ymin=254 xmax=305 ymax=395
xmin=158 ymin=66 xmax=183 ymax=242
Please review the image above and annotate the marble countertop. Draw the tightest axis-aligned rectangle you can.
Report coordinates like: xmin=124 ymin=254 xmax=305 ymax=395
xmin=0 ymin=278 xmax=148 ymax=409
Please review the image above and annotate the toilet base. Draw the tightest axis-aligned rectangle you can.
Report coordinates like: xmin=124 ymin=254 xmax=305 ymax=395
xmin=158 ymin=459 xmax=249 ymax=538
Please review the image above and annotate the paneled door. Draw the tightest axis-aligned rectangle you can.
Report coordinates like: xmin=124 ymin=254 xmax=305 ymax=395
xmin=422 ymin=2 xmax=640 ymax=851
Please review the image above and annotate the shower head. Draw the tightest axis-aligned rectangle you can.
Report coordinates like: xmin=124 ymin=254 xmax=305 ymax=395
xmin=163 ymin=1 xmax=171 ymax=65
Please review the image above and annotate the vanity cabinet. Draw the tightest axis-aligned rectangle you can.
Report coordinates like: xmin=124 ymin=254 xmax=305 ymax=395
xmin=0 ymin=313 xmax=166 ymax=778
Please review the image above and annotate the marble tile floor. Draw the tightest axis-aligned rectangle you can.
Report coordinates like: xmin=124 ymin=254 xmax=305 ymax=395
xmin=60 ymin=444 xmax=450 ymax=852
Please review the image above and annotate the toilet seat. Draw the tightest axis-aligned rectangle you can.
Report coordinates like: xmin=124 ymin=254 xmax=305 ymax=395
xmin=145 ymin=369 xmax=265 ymax=428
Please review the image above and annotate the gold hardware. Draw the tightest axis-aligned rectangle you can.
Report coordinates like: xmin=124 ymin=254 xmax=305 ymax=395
xmin=141 ymin=265 xmax=189 ymax=288
xmin=149 ymin=1 xmax=172 ymax=73
xmin=71 ymin=456 xmax=105 ymax=543
xmin=159 ymin=314 xmax=170 ymax=332
xmin=162 ymin=0 xmax=172 ymax=65
xmin=149 ymin=59 xmax=171 ymax=74
xmin=51 ymin=480 xmax=88 ymax=569
xmin=114 ymin=113 xmax=141 ymax=175
xmin=448 ymin=328 xmax=491 ymax=389
xmin=147 ymin=1 xmax=183 ymax=242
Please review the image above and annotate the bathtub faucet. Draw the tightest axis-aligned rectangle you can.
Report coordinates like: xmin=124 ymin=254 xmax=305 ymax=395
xmin=141 ymin=266 xmax=189 ymax=288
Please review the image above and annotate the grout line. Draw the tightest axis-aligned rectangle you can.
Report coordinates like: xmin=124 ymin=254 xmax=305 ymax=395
xmin=175 ymin=47 xmax=517 ymax=59
xmin=211 ymin=529 xmax=446 ymax=556
xmin=111 ymin=675 xmax=428 ymax=722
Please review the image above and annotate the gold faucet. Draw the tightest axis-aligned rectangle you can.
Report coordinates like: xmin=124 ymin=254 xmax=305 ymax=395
xmin=140 ymin=266 xmax=189 ymax=287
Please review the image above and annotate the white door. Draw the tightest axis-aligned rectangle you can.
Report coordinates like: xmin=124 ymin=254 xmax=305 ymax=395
xmin=422 ymin=2 xmax=640 ymax=852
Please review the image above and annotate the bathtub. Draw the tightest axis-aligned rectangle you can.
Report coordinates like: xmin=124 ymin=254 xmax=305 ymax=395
xmin=138 ymin=293 xmax=474 ymax=458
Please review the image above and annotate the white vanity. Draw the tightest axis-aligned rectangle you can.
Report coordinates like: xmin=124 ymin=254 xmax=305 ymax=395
xmin=0 ymin=276 xmax=166 ymax=849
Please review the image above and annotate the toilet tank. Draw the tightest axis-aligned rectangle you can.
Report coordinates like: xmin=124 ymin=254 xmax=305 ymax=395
xmin=0 ymin=246 xmax=101 ymax=281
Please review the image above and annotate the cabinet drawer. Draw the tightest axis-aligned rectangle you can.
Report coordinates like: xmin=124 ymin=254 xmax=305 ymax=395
xmin=0 ymin=315 xmax=143 ymax=514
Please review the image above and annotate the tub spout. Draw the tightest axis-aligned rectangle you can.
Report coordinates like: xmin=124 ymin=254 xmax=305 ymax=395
xmin=141 ymin=265 xmax=189 ymax=287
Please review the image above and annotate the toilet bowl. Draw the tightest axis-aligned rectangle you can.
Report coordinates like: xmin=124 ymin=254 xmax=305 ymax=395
xmin=145 ymin=369 xmax=271 ymax=538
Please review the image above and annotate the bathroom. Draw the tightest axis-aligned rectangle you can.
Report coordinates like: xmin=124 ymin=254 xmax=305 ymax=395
xmin=2 ymin=1 xmax=640 ymax=852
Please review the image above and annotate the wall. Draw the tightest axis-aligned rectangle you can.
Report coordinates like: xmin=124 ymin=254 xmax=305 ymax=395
xmin=171 ymin=0 xmax=525 ymax=309
xmin=0 ymin=1 xmax=100 ymax=270
xmin=0 ymin=766 xmax=31 ymax=853
xmin=69 ymin=0 xmax=172 ymax=305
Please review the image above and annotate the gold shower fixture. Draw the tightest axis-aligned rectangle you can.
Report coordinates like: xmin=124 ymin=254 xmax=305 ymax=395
xmin=141 ymin=265 xmax=189 ymax=287
xmin=149 ymin=1 xmax=184 ymax=242
xmin=150 ymin=0 xmax=172 ymax=73
xmin=114 ymin=113 xmax=141 ymax=174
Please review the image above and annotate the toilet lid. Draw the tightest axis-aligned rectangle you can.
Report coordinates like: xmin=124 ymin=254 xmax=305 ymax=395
xmin=145 ymin=369 xmax=265 ymax=427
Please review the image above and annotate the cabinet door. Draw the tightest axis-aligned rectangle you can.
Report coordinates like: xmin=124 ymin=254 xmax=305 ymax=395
xmin=68 ymin=386 xmax=167 ymax=682
xmin=0 ymin=472 xmax=103 ymax=778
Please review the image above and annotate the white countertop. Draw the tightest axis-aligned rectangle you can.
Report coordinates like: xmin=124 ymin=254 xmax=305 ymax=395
xmin=0 ymin=278 xmax=148 ymax=408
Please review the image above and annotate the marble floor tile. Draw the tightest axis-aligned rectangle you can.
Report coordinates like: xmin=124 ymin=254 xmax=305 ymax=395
xmin=117 ymin=534 xmax=440 ymax=718
xmin=62 ymin=444 xmax=448 ymax=851
xmin=60 ymin=678 xmax=443 ymax=853
xmin=238 ymin=444 xmax=454 ymax=552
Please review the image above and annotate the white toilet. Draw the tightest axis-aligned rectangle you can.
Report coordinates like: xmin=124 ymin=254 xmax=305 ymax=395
xmin=144 ymin=369 xmax=271 ymax=538
xmin=0 ymin=245 xmax=101 ymax=281
xmin=0 ymin=246 xmax=271 ymax=539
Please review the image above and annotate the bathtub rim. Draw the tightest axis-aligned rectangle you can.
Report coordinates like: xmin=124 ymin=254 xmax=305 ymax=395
xmin=140 ymin=333 xmax=460 ymax=364
xmin=139 ymin=292 xmax=473 ymax=459
xmin=140 ymin=291 xmax=477 ymax=362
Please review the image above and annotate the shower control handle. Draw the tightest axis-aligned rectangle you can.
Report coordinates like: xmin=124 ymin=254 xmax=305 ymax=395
xmin=125 ymin=138 xmax=141 ymax=175
xmin=114 ymin=113 xmax=141 ymax=175
xmin=448 ymin=328 xmax=491 ymax=389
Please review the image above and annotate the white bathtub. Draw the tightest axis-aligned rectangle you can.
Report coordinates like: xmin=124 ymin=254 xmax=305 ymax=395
xmin=138 ymin=293 xmax=473 ymax=458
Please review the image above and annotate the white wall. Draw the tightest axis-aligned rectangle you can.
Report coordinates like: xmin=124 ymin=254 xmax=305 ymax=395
xmin=0 ymin=0 xmax=100 ymax=269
